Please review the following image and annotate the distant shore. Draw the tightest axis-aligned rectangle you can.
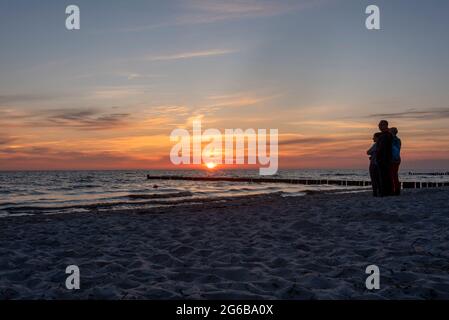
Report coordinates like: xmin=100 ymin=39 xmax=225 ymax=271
xmin=1 ymin=188 xmax=449 ymax=299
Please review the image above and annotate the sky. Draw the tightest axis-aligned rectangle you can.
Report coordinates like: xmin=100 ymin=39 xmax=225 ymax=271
xmin=1 ymin=0 xmax=449 ymax=171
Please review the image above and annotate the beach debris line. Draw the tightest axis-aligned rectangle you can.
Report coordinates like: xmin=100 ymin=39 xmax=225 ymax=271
xmin=146 ymin=175 xmax=449 ymax=189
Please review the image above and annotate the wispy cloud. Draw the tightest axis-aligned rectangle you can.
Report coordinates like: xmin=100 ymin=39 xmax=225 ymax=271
xmin=288 ymin=120 xmax=374 ymax=130
xmin=0 ymin=108 xmax=131 ymax=131
xmin=46 ymin=109 xmax=130 ymax=130
xmin=0 ymin=93 xmax=60 ymax=106
xmin=120 ymin=0 xmax=323 ymax=32
xmin=73 ymin=72 xmax=163 ymax=81
xmin=0 ymin=147 xmax=167 ymax=170
xmin=0 ymin=136 xmax=15 ymax=146
xmin=91 ymin=86 xmax=149 ymax=100
xmin=206 ymin=94 xmax=268 ymax=108
xmin=179 ymin=0 xmax=307 ymax=21
xmin=147 ymin=105 xmax=191 ymax=117
xmin=369 ymin=107 xmax=449 ymax=120
xmin=280 ymin=136 xmax=338 ymax=146
xmin=126 ymin=73 xmax=144 ymax=80
xmin=146 ymin=49 xmax=237 ymax=61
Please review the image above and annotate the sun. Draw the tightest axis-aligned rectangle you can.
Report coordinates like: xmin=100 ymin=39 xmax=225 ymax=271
xmin=205 ymin=162 xmax=217 ymax=169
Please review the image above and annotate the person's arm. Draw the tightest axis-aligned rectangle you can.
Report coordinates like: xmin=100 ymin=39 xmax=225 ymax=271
xmin=367 ymin=144 xmax=375 ymax=155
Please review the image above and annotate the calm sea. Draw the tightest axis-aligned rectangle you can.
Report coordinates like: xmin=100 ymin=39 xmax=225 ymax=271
xmin=0 ymin=169 xmax=447 ymax=217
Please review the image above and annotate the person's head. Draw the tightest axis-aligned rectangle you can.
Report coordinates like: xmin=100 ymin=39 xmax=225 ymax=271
xmin=378 ymin=120 xmax=389 ymax=132
xmin=390 ymin=127 xmax=398 ymax=136
xmin=373 ymin=132 xmax=382 ymax=142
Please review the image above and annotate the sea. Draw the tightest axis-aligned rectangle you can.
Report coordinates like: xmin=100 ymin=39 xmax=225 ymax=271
xmin=0 ymin=169 xmax=448 ymax=218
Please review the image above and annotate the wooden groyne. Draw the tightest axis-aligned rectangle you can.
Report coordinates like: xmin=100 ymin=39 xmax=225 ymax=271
xmin=408 ymin=172 xmax=449 ymax=176
xmin=146 ymin=175 xmax=449 ymax=189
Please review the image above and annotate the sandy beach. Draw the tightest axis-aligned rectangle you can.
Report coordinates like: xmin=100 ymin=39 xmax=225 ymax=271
xmin=1 ymin=188 xmax=449 ymax=300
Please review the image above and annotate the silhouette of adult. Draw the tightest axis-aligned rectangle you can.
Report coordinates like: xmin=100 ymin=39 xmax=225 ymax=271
xmin=367 ymin=132 xmax=382 ymax=197
xmin=390 ymin=127 xmax=402 ymax=195
xmin=375 ymin=120 xmax=393 ymax=197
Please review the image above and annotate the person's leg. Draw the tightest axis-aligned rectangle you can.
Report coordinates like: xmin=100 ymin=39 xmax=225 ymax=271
xmin=393 ymin=163 xmax=400 ymax=195
xmin=389 ymin=165 xmax=396 ymax=195
xmin=385 ymin=165 xmax=393 ymax=196
xmin=377 ymin=165 xmax=385 ymax=197
xmin=369 ymin=164 xmax=378 ymax=197
xmin=378 ymin=164 xmax=392 ymax=197
xmin=374 ymin=166 xmax=382 ymax=196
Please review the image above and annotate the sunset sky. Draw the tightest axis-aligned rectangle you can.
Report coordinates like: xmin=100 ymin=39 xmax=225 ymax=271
xmin=1 ymin=0 xmax=449 ymax=171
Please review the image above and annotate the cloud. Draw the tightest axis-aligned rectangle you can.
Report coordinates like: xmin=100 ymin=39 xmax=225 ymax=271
xmin=0 ymin=94 xmax=60 ymax=105
xmin=146 ymin=49 xmax=237 ymax=61
xmin=369 ymin=108 xmax=449 ymax=120
xmin=187 ymin=0 xmax=322 ymax=22
xmin=126 ymin=73 xmax=144 ymax=80
xmin=91 ymin=86 xmax=148 ymax=100
xmin=280 ymin=136 xmax=337 ymax=146
xmin=120 ymin=0 xmax=323 ymax=32
xmin=0 ymin=136 xmax=15 ymax=146
xmin=206 ymin=93 xmax=270 ymax=108
xmin=178 ymin=0 xmax=295 ymax=23
xmin=147 ymin=105 xmax=191 ymax=117
xmin=0 ymin=108 xmax=131 ymax=131
xmin=46 ymin=109 xmax=130 ymax=130
xmin=0 ymin=146 xmax=52 ymax=155
xmin=287 ymin=120 xmax=374 ymax=130
xmin=183 ymin=0 xmax=312 ymax=17
xmin=0 ymin=146 xmax=168 ymax=171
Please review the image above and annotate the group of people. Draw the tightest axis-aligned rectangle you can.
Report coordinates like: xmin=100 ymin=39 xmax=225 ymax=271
xmin=367 ymin=120 xmax=402 ymax=197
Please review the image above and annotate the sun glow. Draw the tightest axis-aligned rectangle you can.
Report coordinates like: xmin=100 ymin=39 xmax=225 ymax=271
xmin=205 ymin=162 xmax=217 ymax=169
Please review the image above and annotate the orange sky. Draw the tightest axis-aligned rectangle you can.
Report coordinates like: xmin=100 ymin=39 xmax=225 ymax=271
xmin=2 ymin=107 xmax=449 ymax=171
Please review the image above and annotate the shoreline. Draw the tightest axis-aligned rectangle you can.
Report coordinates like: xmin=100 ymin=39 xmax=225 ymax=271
xmin=1 ymin=188 xmax=449 ymax=299
xmin=0 ymin=188 xmax=368 ymax=218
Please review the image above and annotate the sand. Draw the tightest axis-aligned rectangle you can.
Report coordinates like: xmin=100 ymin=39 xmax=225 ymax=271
xmin=1 ymin=188 xmax=449 ymax=300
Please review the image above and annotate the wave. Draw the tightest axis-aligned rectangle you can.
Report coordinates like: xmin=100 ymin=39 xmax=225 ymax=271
xmin=325 ymin=173 xmax=362 ymax=177
xmin=127 ymin=191 xmax=193 ymax=200
xmin=70 ymin=184 xmax=102 ymax=189
xmin=1 ymin=193 xmax=282 ymax=215
xmin=0 ymin=202 xmax=18 ymax=207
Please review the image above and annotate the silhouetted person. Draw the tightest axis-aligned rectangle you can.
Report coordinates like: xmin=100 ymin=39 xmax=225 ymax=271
xmin=390 ymin=127 xmax=401 ymax=195
xmin=375 ymin=120 xmax=393 ymax=197
xmin=367 ymin=132 xmax=382 ymax=197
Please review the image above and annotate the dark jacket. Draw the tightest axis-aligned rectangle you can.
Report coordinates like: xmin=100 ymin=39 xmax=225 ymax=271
xmin=376 ymin=131 xmax=393 ymax=166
